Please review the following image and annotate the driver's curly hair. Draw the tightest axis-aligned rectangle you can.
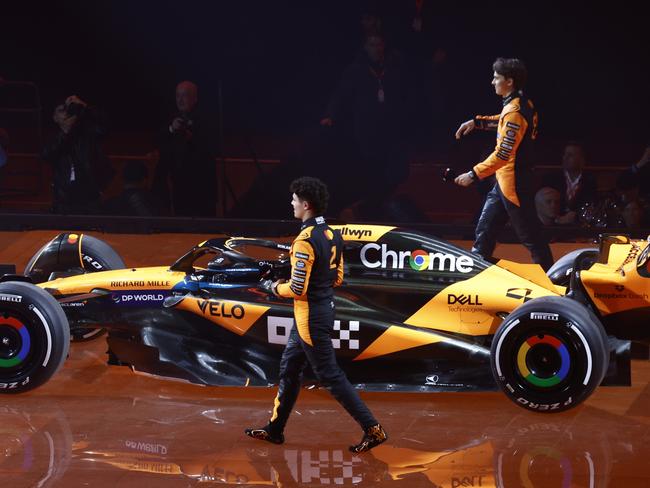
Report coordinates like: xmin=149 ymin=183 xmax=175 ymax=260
xmin=290 ymin=176 xmax=329 ymax=215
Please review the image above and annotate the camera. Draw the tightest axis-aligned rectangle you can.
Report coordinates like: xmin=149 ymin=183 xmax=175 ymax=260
xmin=65 ymin=102 xmax=85 ymax=117
xmin=441 ymin=167 xmax=457 ymax=183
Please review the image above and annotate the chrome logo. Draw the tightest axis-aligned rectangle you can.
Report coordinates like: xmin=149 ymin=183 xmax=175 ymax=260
xmin=0 ymin=316 xmax=31 ymax=368
xmin=409 ymin=250 xmax=429 ymax=271
xmin=517 ymin=335 xmax=570 ymax=387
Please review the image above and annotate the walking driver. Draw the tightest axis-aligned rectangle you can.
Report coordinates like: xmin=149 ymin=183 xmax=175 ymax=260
xmin=245 ymin=176 xmax=388 ymax=453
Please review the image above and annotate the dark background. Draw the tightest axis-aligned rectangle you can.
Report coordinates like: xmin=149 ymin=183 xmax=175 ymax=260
xmin=2 ymin=1 xmax=649 ymax=162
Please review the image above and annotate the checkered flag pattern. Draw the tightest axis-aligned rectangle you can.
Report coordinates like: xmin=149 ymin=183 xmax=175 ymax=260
xmin=332 ymin=321 xmax=359 ymax=350
xmin=282 ymin=449 xmax=362 ymax=484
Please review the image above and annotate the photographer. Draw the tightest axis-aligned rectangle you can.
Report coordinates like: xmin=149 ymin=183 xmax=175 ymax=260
xmin=153 ymin=81 xmax=218 ymax=217
xmin=41 ymin=96 xmax=112 ymax=214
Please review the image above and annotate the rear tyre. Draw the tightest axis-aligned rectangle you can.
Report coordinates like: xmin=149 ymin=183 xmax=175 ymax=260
xmin=546 ymin=248 xmax=598 ymax=287
xmin=25 ymin=234 xmax=125 ymax=342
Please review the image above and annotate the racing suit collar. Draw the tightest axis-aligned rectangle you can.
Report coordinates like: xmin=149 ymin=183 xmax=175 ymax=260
xmin=503 ymin=90 xmax=523 ymax=106
xmin=301 ymin=216 xmax=326 ymax=229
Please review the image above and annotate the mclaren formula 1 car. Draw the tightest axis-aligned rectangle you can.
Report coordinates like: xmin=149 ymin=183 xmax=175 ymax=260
xmin=0 ymin=225 xmax=648 ymax=412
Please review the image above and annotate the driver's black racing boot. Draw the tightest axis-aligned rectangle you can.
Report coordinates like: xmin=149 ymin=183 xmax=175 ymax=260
xmin=245 ymin=424 xmax=285 ymax=445
xmin=349 ymin=424 xmax=387 ymax=453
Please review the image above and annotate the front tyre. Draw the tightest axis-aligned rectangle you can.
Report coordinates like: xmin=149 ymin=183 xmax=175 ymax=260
xmin=491 ymin=296 xmax=608 ymax=412
xmin=0 ymin=281 xmax=70 ymax=393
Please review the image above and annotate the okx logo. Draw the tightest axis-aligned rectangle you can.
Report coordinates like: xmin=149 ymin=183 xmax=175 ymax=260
xmin=506 ymin=288 xmax=533 ymax=302
xmin=360 ymin=243 xmax=474 ymax=273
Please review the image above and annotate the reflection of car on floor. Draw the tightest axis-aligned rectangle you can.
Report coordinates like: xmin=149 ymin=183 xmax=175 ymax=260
xmin=0 ymin=404 xmax=72 ymax=487
xmin=2 ymin=396 xmax=640 ymax=486
xmin=0 ymin=225 xmax=648 ymax=412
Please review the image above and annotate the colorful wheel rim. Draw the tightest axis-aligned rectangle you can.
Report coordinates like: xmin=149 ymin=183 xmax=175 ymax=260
xmin=409 ymin=250 xmax=429 ymax=271
xmin=0 ymin=316 xmax=31 ymax=368
xmin=516 ymin=334 xmax=570 ymax=387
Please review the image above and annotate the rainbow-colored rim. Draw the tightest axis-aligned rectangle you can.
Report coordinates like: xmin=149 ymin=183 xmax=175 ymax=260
xmin=516 ymin=335 xmax=570 ymax=387
xmin=409 ymin=250 xmax=429 ymax=271
xmin=520 ymin=446 xmax=572 ymax=488
xmin=0 ymin=317 xmax=31 ymax=368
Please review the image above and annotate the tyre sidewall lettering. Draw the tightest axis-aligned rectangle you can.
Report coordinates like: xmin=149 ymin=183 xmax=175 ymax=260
xmin=0 ymin=377 xmax=30 ymax=389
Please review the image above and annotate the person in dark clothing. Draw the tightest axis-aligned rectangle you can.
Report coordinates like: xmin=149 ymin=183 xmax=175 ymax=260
xmin=615 ymin=150 xmax=650 ymax=229
xmin=246 ymin=177 xmax=387 ymax=454
xmin=104 ymin=161 xmax=162 ymax=216
xmin=623 ymin=144 xmax=650 ymax=197
xmin=542 ymin=142 xmax=597 ymax=213
xmin=153 ymin=81 xmax=218 ymax=217
xmin=0 ymin=128 xmax=8 ymax=170
xmin=320 ymin=33 xmax=412 ymax=220
xmin=41 ymin=96 xmax=112 ymax=214
xmin=454 ymin=58 xmax=554 ymax=271
xmin=615 ymin=171 xmax=649 ymax=228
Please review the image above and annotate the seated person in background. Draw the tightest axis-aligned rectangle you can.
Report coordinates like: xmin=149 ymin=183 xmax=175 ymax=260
xmin=542 ymin=142 xmax=597 ymax=212
xmin=622 ymin=144 xmax=650 ymax=197
xmin=616 ymin=171 xmax=649 ymax=229
xmin=535 ymin=187 xmax=576 ymax=225
xmin=104 ymin=161 xmax=163 ymax=216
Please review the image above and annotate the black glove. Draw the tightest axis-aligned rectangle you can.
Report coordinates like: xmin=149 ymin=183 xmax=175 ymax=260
xmin=259 ymin=279 xmax=275 ymax=294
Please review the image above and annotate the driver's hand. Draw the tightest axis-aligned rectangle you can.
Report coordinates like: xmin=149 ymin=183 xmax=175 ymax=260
xmin=454 ymin=172 xmax=474 ymax=187
xmin=271 ymin=279 xmax=287 ymax=296
xmin=259 ymin=278 xmax=286 ymax=296
xmin=455 ymin=119 xmax=475 ymax=139
xmin=259 ymin=279 xmax=274 ymax=292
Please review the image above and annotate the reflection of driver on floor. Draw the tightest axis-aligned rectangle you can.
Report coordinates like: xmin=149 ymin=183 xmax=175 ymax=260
xmin=246 ymin=176 xmax=388 ymax=453
xmin=246 ymin=446 xmax=389 ymax=486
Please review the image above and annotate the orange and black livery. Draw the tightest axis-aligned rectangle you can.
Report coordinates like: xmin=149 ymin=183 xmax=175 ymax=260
xmin=1 ymin=225 xmax=648 ymax=415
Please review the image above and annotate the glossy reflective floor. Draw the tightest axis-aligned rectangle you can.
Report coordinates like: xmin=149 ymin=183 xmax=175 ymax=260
xmin=2 ymin=337 xmax=650 ymax=487
xmin=1 ymin=231 xmax=649 ymax=487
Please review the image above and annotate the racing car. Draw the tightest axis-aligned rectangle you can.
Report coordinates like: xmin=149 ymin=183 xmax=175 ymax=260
xmin=0 ymin=225 xmax=648 ymax=412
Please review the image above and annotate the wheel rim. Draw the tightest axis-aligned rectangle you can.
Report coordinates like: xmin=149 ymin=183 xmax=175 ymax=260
xmin=516 ymin=334 xmax=571 ymax=388
xmin=0 ymin=316 xmax=32 ymax=368
xmin=0 ymin=309 xmax=46 ymax=381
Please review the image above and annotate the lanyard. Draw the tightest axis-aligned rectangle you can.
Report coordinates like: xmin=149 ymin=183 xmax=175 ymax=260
xmin=369 ymin=66 xmax=385 ymax=103
xmin=368 ymin=66 xmax=385 ymax=83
